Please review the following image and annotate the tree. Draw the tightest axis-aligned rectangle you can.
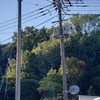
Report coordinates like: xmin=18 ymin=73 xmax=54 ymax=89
xmin=38 ymin=68 xmax=62 ymax=100
xmin=59 ymin=57 xmax=86 ymax=87
xmin=21 ymin=79 xmax=40 ymax=100
xmin=32 ymin=39 xmax=61 ymax=78
xmin=69 ymin=14 xmax=99 ymax=35
xmin=6 ymin=59 xmax=16 ymax=79
xmin=21 ymin=26 xmax=50 ymax=51
xmin=21 ymin=50 xmax=41 ymax=80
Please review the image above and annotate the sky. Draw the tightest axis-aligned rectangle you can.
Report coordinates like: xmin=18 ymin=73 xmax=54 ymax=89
xmin=0 ymin=0 xmax=100 ymax=44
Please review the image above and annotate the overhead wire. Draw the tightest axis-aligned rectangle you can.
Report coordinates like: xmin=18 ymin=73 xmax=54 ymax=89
xmin=0 ymin=41 xmax=15 ymax=100
xmin=0 ymin=1 xmax=99 ymax=28
xmin=0 ymin=14 xmax=57 ymax=44
xmin=41 ymin=10 xmax=57 ymax=27
xmin=0 ymin=0 xmax=99 ymax=98
xmin=4 ymin=78 xmax=8 ymax=100
xmin=0 ymin=13 xmax=56 ymax=32
xmin=22 ymin=0 xmax=43 ymax=6
xmin=46 ymin=0 xmax=52 ymax=3
xmin=1 ymin=6 xmax=99 ymax=30
xmin=0 ymin=3 xmax=55 ymax=32
xmin=34 ymin=15 xmax=57 ymax=28
xmin=0 ymin=4 xmax=17 ymax=93
xmin=0 ymin=8 xmax=53 ymax=28
xmin=22 ymin=9 xmax=55 ymax=24
xmin=0 ymin=4 xmax=52 ymax=25
xmin=0 ymin=61 xmax=9 ymax=92
xmin=0 ymin=1 xmax=99 ymax=25
xmin=0 ymin=0 xmax=100 ymax=39
xmin=0 ymin=38 xmax=12 ymax=44
xmin=0 ymin=8 xmax=55 ymax=32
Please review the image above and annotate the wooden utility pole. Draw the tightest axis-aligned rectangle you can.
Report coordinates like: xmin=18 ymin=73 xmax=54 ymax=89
xmin=16 ymin=0 xmax=22 ymax=100
xmin=57 ymin=0 xmax=68 ymax=100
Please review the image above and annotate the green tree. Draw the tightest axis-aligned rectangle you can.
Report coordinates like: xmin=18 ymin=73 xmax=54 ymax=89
xmin=21 ymin=26 xmax=50 ymax=51
xmin=69 ymin=14 xmax=99 ymax=35
xmin=38 ymin=68 xmax=62 ymax=100
xmin=21 ymin=50 xmax=40 ymax=80
xmin=21 ymin=79 xmax=40 ymax=100
xmin=59 ymin=57 xmax=85 ymax=86
xmin=6 ymin=59 xmax=16 ymax=80
xmin=32 ymin=39 xmax=61 ymax=78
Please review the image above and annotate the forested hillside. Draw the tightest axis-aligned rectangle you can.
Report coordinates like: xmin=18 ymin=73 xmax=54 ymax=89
xmin=0 ymin=14 xmax=100 ymax=100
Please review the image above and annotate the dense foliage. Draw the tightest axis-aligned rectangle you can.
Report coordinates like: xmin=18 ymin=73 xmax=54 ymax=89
xmin=0 ymin=14 xmax=100 ymax=100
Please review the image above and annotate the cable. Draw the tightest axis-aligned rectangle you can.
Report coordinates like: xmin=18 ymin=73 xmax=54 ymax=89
xmin=0 ymin=1 xmax=99 ymax=25
xmin=4 ymin=78 xmax=8 ymax=100
xmin=46 ymin=0 xmax=52 ymax=3
xmin=75 ymin=10 xmax=100 ymax=11
xmin=0 ymin=4 xmax=52 ymax=25
xmin=0 ymin=62 xmax=9 ymax=91
xmin=34 ymin=15 xmax=57 ymax=28
xmin=22 ymin=0 xmax=43 ymax=6
xmin=1 ymin=6 xmax=99 ymax=29
xmin=22 ymin=9 xmax=55 ymax=24
xmin=0 ymin=42 xmax=15 ymax=100
xmin=0 ymin=15 xmax=57 ymax=44
xmin=0 ymin=5 xmax=54 ymax=31
xmin=64 ymin=9 xmax=100 ymax=11
xmin=0 ymin=15 xmax=57 ymax=33
xmin=42 ymin=11 xmax=57 ymax=26
xmin=67 ymin=5 xmax=100 ymax=7
xmin=0 ymin=9 xmax=56 ymax=32
xmin=0 ymin=42 xmax=14 ymax=91
xmin=0 ymin=8 xmax=53 ymax=28
xmin=0 ymin=38 xmax=12 ymax=44
xmin=0 ymin=76 xmax=5 ymax=91
xmin=0 ymin=26 xmax=16 ymax=32
xmin=0 ymin=2 xmax=99 ymax=29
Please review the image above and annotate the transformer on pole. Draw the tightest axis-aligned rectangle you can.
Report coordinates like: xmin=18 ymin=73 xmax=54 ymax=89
xmin=52 ymin=1 xmax=80 ymax=99
xmin=52 ymin=0 xmax=70 ymax=100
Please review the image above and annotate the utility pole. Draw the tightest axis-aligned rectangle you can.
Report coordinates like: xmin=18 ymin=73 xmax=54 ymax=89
xmin=57 ymin=0 xmax=68 ymax=100
xmin=53 ymin=0 xmax=82 ymax=99
xmin=16 ymin=0 xmax=22 ymax=100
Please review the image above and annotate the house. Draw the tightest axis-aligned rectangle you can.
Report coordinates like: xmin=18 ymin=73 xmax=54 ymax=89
xmin=78 ymin=95 xmax=100 ymax=100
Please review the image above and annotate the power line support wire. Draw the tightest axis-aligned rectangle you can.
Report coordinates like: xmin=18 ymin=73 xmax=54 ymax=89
xmin=15 ymin=0 xmax=22 ymax=100
xmin=57 ymin=0 xmax=67 ymax=100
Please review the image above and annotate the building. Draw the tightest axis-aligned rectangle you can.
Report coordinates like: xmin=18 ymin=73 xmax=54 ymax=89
xmin=78 ymin=95 xmax=100 ymax=100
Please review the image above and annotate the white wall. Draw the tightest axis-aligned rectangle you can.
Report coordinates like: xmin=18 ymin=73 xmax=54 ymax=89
xmin=78 ymin=95 xmax=100 ymax=100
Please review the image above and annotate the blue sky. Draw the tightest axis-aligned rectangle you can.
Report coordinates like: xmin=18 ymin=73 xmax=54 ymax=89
xmin=0 ymin=0 xmax=100 ymax=44
xmin=0 ymin=0 xmax=52 ymax=44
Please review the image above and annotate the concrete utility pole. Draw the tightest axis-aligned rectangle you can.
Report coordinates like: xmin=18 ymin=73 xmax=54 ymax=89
xmin=57 ymin=0 xmax=68 ymax=100
xmin=16 ymin=0 xmax=22 ymax=100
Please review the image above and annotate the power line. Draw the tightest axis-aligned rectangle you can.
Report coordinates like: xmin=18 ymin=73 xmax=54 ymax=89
xmin=34 ymin=15 xmax=57 ymax=28
xmin=0 ymin=15 xmax=57 ymax=43
xmin=0 ymin=5 xmax=54 ymax=32
xmin=0 ymin=26 xmax=17 ymax=32
xmin=4 ymin=78 xmax=8 ymax=100
xmin=4 ymin=6 xmax=99 ymax=28
xmin=0 ymin=8 xmax=54 ymax=28
xmin=0 ymin=9 xmax=56 ymax=32
xmin=0 ymin=2 xmax=99 ymax=28
xmin=22 ymin=0 xmax=43 ymax=6
xmin=22 ymin=4 xmax=52 ymax=17
xmin=22 ymin=9 xmax=55 ymax=24
xmin=0 ymin=38 xmax=12 ymax=44
xmin=64 ymin=9 xmax=100 ymax=11
xmin=0 ymin=43 xmax=13 ymax=90
xmin=0 ymin=4 xmax=52 ymax=25
xmin=0 ymin=1 xmax=100 ymax=25
xmin=0 ymin=42 xmax=15 ymax=100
